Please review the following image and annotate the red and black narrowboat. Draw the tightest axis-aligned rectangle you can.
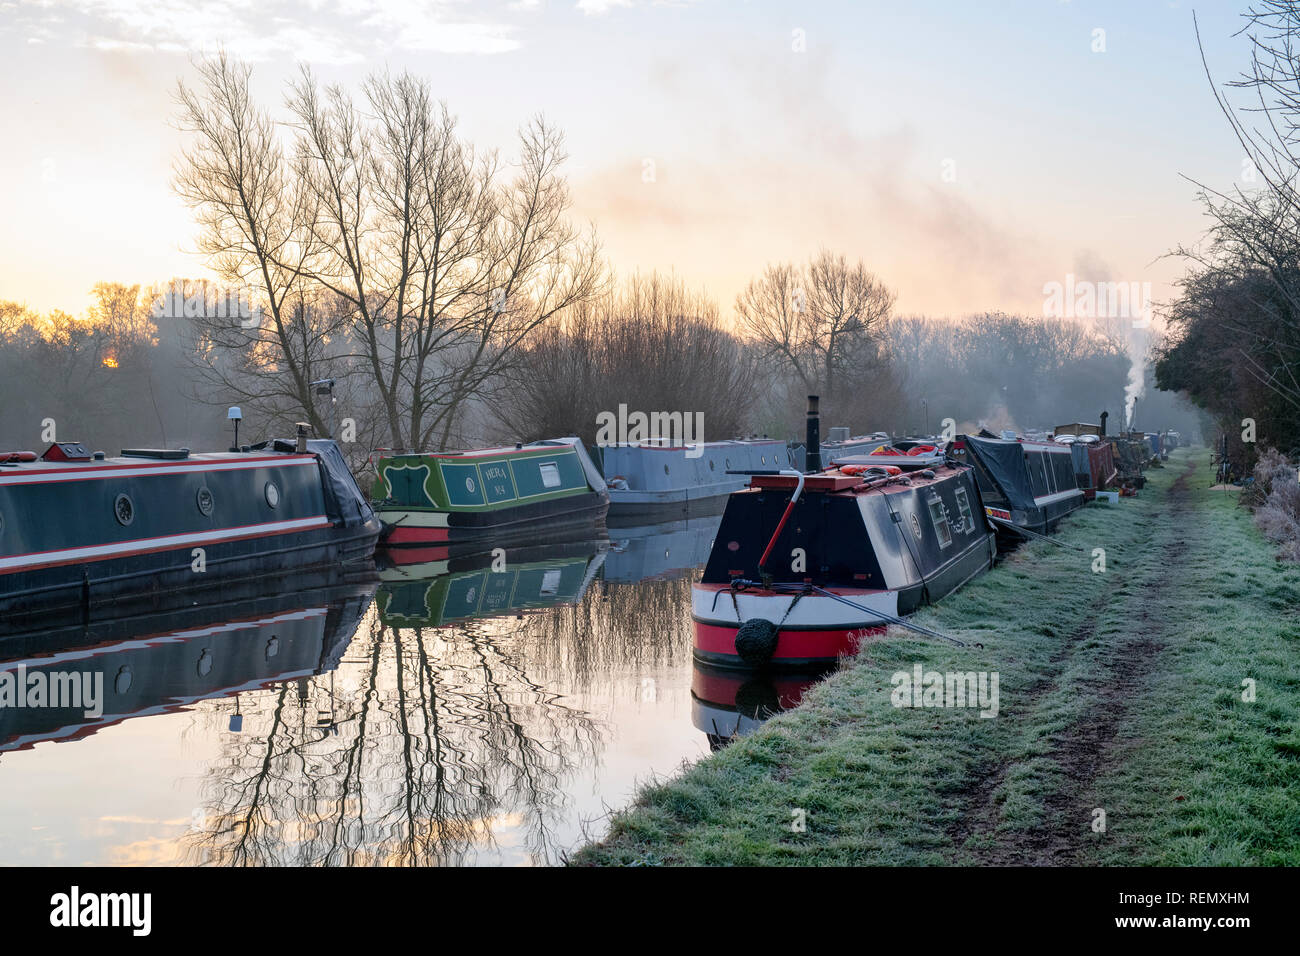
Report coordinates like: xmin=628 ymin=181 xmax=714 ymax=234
xmin=691 ymin=446 xmax=996 ymax=670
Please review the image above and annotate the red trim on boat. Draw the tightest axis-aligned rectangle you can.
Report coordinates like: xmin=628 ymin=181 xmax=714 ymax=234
xmin=693 ymin=620 xmax=880 ymax=663
xmin=384 ymin=526 xmax=451 ymax=545
xmin=381 ymin=545 xmax=451 ymax=565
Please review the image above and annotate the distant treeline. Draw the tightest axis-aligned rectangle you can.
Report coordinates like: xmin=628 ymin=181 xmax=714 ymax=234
xmin=0 ymin=284 xmax=228 ymax=454
xmin=3 ymin=271 xmax=1199 ymax=460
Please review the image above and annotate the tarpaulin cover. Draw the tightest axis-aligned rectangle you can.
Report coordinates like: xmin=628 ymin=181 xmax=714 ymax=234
xmin=307 ymin=439 xmax=377 ymax=527
xmin=251 ymin=437 xmax=376 ymax=526
xmin=962 ymin=435 xmax=1038 ymax=511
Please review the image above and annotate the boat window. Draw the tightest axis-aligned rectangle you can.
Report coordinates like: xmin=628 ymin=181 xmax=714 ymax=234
xmin=1026 ymin=452 xmax=1050 ymax=497
xmin=1053 ymin=452 xmax=1075 ymax=491
xmin=539 ymin=462 xmax=562 ymax=489
xmin=954 ymin=486 xmax=973 ymax=530
xmin=927 ymin=496 xmax=953 ymax=548
xmin=114 ymin=493 xmax=135 ymax=526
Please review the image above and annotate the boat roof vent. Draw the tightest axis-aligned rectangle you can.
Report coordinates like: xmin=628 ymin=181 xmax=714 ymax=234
xmin=41 ymin=441 xmax=93 ymax=462
xmin=121 ymin=448 xmax=191 ymax=460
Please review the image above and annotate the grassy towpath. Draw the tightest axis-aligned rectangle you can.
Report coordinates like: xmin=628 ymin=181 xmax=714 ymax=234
xmin=574 ymin=449 xmax=1300 ymax=865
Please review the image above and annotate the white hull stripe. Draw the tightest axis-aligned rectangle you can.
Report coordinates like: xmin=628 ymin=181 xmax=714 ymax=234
xmin=692 ymin=586 xmax=899 ymax=628
xmin=1034 ymin=489 xmax=1084 ymax=506
xmin=0 ymin=516 xmax=331 ymax=573
xmin=0 ymin=608 xmax=329 ymax=671
xmin=0 ymin=457 xmax=318 ymax=486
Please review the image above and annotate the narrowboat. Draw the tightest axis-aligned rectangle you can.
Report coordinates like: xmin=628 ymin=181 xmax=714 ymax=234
xmin=376 ymin=539 xmax=605 ymax=628
xmin=1050 ymin=421 xmax=1118 ymax=500
xmin=0 ymin=577 xmax=372 ymax=752
xmin=598 ymin=439 xmax=791 ymax=524
xmin=949 ymin=434 xmax=1085 ymax=544
xmin=786 ymin=432 xmax=894 ymax=472
xmin=373 ymin=438 xmax=608 ymax=547
xmin=0 ymin=434 xmax=380 ymax=628
xmin=691 ymin=453 xmax=996 ymax=669
xmin=600 ymin=433 xmax=891 ymax=525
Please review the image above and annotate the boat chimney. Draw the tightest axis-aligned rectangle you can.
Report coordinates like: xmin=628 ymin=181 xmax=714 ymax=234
xmin=295 ymin=422 xmax=309 ymax=453
xmin=805 ymin=394 xmax=822 ymax=472
xmin=1099 ymin=410 xmax=1108 ymax=437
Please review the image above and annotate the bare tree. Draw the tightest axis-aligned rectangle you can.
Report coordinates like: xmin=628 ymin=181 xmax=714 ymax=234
xmin=282 ymin=67 xmax=603 ymax=451
xmin=735 ymin=249 xmax=896 ymax=401
xmin=173 ymin=53 xmax=336 ymax=437
xmin=497 ymin=272 xmax=753 ymax=444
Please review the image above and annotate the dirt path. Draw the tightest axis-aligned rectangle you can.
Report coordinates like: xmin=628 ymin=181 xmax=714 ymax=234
xmin=952 ymin=457 xmax=1197 ymax=865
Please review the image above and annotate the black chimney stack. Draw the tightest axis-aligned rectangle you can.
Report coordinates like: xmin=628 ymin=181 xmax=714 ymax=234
xmin=1099 ymin=410 xmax=1108 ymax=437
xmin=806 ymin=395 xmax=821 ymax=472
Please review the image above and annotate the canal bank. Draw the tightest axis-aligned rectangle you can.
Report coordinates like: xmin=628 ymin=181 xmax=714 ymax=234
xmin=574 ymin=448 xmax=1300 ymax=865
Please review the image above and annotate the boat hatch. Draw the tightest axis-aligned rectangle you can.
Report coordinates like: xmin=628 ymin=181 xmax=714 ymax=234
xmin=41 ymin=442 xmax=93 ymax=462
xmin=749 ymin=473 xmax=862 ymax=493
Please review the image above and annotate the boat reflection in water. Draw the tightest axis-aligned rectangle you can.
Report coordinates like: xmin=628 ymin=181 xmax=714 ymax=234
xmin=0 ymin=522 xmax=718 ymax=866
xmin=0 ymin=576 xmax=373 ymax=754
xmin=690 ymin=661 xmax=834 ymax=751
xmin=177 ymin=537 xmax=700 ymax=866
xmin=603 ymin=515 xmax=722 ymax=584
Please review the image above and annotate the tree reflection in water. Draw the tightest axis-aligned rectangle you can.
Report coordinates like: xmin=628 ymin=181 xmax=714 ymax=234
xmin=182 ymin=573 xmax=696 ymax=866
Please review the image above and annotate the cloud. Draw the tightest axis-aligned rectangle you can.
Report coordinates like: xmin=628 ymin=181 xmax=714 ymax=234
xmin=575 ymin=0 xmax=634 ymax=15
xmin=13 ymin=0 xmax=521 ymax=60
xmin=571 ymin=45 xmax=1056 ymax=318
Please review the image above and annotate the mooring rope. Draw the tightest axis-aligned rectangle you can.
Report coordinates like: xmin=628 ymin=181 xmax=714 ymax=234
xmin=724 ymin=578 xmax=975 ymax=648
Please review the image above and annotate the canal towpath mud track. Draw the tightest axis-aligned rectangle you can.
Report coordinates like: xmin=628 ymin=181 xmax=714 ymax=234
xmin=951 ymin=456 xmax=1198 ymax=864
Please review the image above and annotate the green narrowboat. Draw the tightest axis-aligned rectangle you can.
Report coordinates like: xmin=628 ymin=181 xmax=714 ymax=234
xmin=373 ymin=438 xmax=608 ymax=548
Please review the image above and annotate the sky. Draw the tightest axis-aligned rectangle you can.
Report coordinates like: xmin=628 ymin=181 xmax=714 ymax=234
xmin=0 ymin=0 xmax=1262 ymax=322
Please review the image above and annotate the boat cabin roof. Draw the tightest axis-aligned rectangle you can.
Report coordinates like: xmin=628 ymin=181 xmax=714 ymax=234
xmin=746 ymin=463 xmax=964 ymax=498
xmin=0 ymin=447 xmax=313 ymax=474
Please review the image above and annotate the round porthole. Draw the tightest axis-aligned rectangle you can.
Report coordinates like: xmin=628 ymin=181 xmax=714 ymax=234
xmin=264 ymin=481 xmax=280 ymax=508
xmin=709 ymin=460 xmax=715 ymax=471
xmin=113 ymin=493 xmax=135 ymax=526
xmin=0 ymin=512 xmax=5 ymax=535
xmin=196 ymin=486 xmax=215 ymax=516
xmin=197 ymin=649 xmax=213 ymax=677
xmin=910 ymin=514 xmax=923 ymax=540
xmin=265 ymin=636 xmax=279 ymax=660
xmin=664 ymin=464 xmax=670 ymax=475
xmin=114 ymin=666 xmax=133 ymax=694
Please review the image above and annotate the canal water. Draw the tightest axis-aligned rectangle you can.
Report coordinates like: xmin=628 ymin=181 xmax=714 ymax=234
xmin=0 ymin=516 xmax=816 ymax=866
